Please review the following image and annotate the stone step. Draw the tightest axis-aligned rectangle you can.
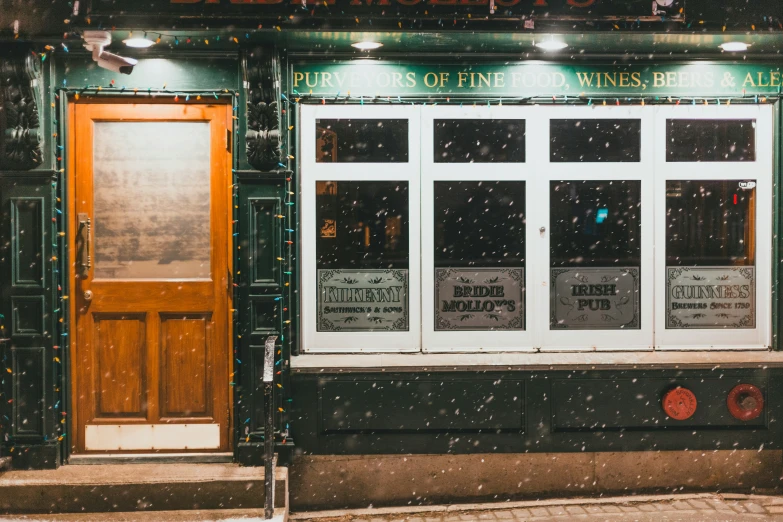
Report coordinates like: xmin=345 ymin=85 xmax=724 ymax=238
xmin=0 ymin=458 xmax=10 ymax=472
xmin=0 ymin=463 xmax=287 ymax=516
xmin=0 ymin=507 xmax=287 ymax=521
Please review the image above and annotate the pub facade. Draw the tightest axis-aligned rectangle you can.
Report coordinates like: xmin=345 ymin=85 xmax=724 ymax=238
xmin=2 ymin=0 xmax=783 ymax=510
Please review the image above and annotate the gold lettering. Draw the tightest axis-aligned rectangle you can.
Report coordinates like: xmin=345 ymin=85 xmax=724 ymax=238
xmin=602 ymin=72 xmax=617 ymax=87
xmin=305 ymin=72 xmax=318 ymax=88
xmin=742 ymin=73 xmax=756 ymax=87
xmin=576 ymin=72 xmax=595 ymax=87
xmin=771 ymin=71 xmax=781 ymax=87
xmin=757 ymin=72 xmax=770 ymax=87
xmin=477 ymin=72 xmax=491 ymax=87
xmin=653 ymin=72 xmax=665 ymax=88
xmin=666 ymin=72 xmax=677 ymax=86
xmin=406 ymin=72 xmax=416 ymax=87
xmin=494 ymin=72 xmax=504 ymax=88
xmin=458 ymin=72 xmax=468 ymax=88
xmin=631 ymin=72 xmax=641 ymax=87
xmin=321 ymin=72 xmax=334 ymax=88
xmin=392 ymin=72 xmax=404 ymax=88
xmin=440 ymin=72 xmax=450 ymax=87
xmin=423 ymin=72 xmax=439 ymax=88
xmin=293 ymin=72 xmax=304 ymax=88
xmin=619 ymin=72 xmax=630 ymax=87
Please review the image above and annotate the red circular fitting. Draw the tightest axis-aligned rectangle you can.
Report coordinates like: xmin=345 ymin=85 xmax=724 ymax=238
xmin=662 ymin=387 xmax=698 ymax=420
xmin=727 ymin=384 xmax=764 ymax=421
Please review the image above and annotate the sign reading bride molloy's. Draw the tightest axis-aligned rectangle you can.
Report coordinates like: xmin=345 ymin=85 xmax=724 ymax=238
xmin=435 ymin=268 xmax=524 ymax=331
xmin=318 ymin=269 xmax=408 ymax=331
xmin=666 ymin=267 xmax=755 ymax=329
xmin=551 ymin=268 xmax=640 ymax=329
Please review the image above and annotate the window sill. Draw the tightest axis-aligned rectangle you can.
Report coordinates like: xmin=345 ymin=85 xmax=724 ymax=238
xmin=290 ymin=349 xmax=783 ymax=372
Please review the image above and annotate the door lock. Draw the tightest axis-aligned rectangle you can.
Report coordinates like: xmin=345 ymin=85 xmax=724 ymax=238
xmin=83 ymin=290 xmax=94 ymax=301
xmin=539 ymin=226 xmax=546 ymax=237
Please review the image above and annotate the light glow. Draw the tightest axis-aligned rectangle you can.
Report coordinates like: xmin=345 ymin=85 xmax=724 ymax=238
xmin=535 ymin=39 xmax=568 ymax=51
xmin=719 ymin=42 xmax=749 ymax=52
xmin=123 ymin=38 xmax=156 ymax=48
xmin=351 ymin=41 xmax=383 ymax=51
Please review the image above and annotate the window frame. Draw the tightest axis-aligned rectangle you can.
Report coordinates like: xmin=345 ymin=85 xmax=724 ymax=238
xmin=653 ymin=104 xmax=773 ymax=350
xmin=421 ymin=105 xmax=536 ymax=352
xmin=300 ymin=104 xmax=422 ymax=352
xmin=537 ymin=106 xmax=655 ymax=352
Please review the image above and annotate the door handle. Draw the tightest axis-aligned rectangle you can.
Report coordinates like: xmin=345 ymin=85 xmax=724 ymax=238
xmin=78 ymin=213 xmax=92 ymax=276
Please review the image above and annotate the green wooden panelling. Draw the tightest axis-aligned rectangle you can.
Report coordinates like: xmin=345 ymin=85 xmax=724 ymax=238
xmin=291 ymin=368 xmax=781 ymax=454
xmin=236 ymin=175 xmax=291 ymax=459
xmin=0 ymin=173 xmax=56 ymax=461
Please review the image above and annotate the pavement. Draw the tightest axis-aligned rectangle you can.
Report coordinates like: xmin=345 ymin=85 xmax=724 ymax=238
xmin=289 ymin=493 xmax=783 ymax=522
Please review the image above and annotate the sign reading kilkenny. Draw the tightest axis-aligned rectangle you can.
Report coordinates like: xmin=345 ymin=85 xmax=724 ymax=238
xmin=292 ymin=63 xmax=783 ymax=97
xmin=318 ymin=269 xmax=409 ymax=332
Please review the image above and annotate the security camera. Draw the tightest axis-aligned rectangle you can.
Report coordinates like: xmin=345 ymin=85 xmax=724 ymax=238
xmin=83 ymin=31 xmax=138 ymax=75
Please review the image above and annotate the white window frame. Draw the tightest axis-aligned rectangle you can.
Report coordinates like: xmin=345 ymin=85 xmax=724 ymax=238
xmin=653 ymin=104 xmax=773 ymax=350
xmin=536 ymin=106 xmax=655 ymax=352
xmin=300 ymin=104 xmax=422 ymax=352
xmin=421 ymin=105 xmax=537 ymax=352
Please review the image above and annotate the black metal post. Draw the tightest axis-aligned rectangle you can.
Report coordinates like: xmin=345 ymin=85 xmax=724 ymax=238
xmin=263 ymin=335 xmax=277 ymax=519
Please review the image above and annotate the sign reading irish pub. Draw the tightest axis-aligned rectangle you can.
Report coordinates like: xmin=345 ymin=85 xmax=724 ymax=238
xmin=551 ymin=267 xmax=640 ymax=329
xmin=435 ymin=268 xmax=524 ymax=331
xmin=318 ymin=269 xmax=409 ymax=332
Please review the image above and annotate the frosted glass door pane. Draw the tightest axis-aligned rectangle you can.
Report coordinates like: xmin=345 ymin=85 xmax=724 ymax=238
xmin=93 ymin=121 xmax=211 ymax=279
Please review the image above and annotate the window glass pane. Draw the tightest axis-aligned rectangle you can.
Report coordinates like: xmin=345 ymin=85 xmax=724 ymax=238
xmin=665 ymin=180 xmax=756 ymax=329
xmin=549 ymin=180 xmax=641 ymax=330
xmin=433 ymin=181 xmax=525 ymax=331
xmin=315 ymin=119 xmax=408 ymax=163
xmin=550 ymin=119 xmax=641 ymax=162
xmin=666 ymin=119 xmax=755 ymax=162
xmin=434 ymin=120 xmax=525 ymax=163
xmin=93 ymin=121 xmax=211 ymax=279
xmin=316 ymin=181 xmax=409 ymax=332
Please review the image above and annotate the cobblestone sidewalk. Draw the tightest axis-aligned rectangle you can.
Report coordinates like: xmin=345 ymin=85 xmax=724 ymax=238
xmin=291 ymin=493 xmax=783 ymax=522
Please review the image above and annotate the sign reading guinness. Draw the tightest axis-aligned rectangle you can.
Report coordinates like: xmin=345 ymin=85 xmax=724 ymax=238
xmin=666 ymin=267 xmax=755 ymax=329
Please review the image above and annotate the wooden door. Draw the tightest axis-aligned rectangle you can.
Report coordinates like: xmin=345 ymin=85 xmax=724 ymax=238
xmin=69 ymin=102 xmax=232 ymax=453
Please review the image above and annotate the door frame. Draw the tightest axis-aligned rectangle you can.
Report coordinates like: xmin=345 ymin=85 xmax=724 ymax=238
xmin=66 ymin=97 xmax=235 ymax=454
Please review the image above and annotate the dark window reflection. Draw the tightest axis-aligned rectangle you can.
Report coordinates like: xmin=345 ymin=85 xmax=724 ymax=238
xmin=666 ymin=119 xmax=755 ymax=162
xmin=315 ymin=119 xmax=408 ymax=163
xmin=666 ymin=180 xmax=756 ymax=266
xmin=550 ymin=119 xmax=641 ymax=162
xmin=316 ymin=181 xmax=409 ymax=269
xmin=550 ymin=180 xmax=641 ymax=267
xmin=434 ymin=181 xmax=525 ymax=268
xmin=434 ymin=120 xmax=525 ymax=163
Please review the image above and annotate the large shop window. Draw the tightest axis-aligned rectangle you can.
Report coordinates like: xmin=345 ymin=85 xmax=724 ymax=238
xmin=301 ymin=104 xmax=772 ymax=353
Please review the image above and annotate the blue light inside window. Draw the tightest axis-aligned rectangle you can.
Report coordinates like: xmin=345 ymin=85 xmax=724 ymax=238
xmin=596 ymin=208 xmax=609 ymax=224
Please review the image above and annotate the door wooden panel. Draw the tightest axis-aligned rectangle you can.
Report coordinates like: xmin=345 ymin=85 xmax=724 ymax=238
xmin=69 ymin=101 xmax=232 ymax=453
xmin=94 ymin=315 xmax=146 ymax=418
xmin=160 ymin=315 xmax=211 ymax=418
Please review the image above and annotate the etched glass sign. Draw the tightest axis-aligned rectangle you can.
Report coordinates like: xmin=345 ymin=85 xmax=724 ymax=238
xmin=92 ymin=121 xmax=211 ymax=279
xmin=318 ymin=269 xmax=408 ymax=331
xmin=435 ymin=268 xmax=524 ymax=330
xmin=665 ymin=180 xmax=756 ymax=328
xmin=316 ymin=180 xmax=409 ymax=332
xmin=549 ymin=180 xmax=641 ymax=329
xmin=434 ymin=181 xmax=525 ymax=331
